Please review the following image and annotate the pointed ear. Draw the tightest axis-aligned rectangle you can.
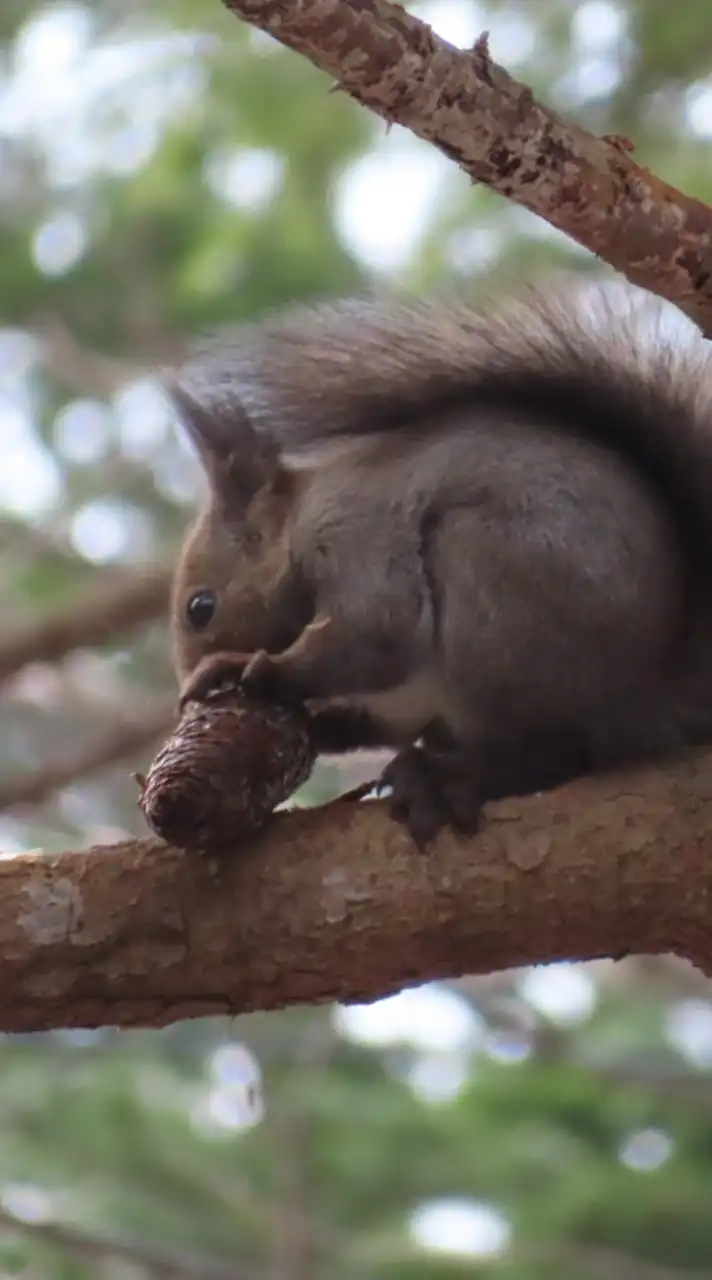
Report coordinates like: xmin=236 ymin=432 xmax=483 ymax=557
xmin=166 ymin=380 xmax=236 ymax=471
xmin=165 ymin=378 xmax=282 ymax=511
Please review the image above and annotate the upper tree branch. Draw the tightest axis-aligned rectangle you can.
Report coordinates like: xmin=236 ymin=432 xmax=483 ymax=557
xmin=221 ymin=0 xmax=712 ymax=333
xmin=2 ymin=750 xmax=711 ymax=1033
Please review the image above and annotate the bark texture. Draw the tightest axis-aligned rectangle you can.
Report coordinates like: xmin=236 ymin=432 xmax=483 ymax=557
xmin=221 ymin=0 xmax=712 ymax=334
xmin=3 ymin=750 xmax=712 ymax=1032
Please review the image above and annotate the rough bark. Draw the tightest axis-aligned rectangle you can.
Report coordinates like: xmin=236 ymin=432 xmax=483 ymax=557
xmin=2 ymin=750 xmax=711 ymax=1032
xmin=221 ymin=0 xmax=712 ymax=334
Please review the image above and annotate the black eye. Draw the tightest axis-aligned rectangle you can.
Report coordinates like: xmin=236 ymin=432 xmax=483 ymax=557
xmin=186 ymin=589 xmax=217 ymax=631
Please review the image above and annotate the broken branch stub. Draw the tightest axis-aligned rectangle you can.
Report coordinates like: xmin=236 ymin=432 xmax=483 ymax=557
xmin=138 ymin=681 xmax=315 ymax=854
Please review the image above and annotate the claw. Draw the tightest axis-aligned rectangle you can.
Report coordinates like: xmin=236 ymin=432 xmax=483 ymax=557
xmin=239 ymin=649 xmax=271 ymax=694
xmin=239 ymin=650 xmax=305 ymax=706
xmin=378 ymin=745 xmax=483 ymax=850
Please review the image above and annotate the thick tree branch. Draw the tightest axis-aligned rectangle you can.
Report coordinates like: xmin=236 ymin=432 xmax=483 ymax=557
xmin=221 ymin=0 xmax=712 ymax=333
xmin=0 ymin=565 xmax=171 ymax=685
xmin=1 ymin=750 xmax=711 ymax=1033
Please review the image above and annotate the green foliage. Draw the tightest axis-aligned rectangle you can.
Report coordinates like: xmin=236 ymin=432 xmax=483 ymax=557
xmin=2 ymin=0 xmax=712 ymax=1274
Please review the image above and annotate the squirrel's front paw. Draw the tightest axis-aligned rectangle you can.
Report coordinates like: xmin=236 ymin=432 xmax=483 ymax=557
xmin=240 ymin=650 xmax=303 ymax=705
xmin=179 ymin=651 xmax=252 ymax=710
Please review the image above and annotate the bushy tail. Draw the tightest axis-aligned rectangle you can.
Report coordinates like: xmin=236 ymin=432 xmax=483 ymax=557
xmin=177 ymin=279 xmax=712 ymax=556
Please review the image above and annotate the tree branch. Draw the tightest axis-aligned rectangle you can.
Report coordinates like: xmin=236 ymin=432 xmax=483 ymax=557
xmin=0 ymin=704 xmax=173 ymax=812
xmin=0 ymin=565 xmax=171 ymax=685
xmin=554 ymin=1242 xmax=712 ymax=1280
xmin=0 ymin=1204 xmax=257 ymax=1280
xmin=2 ymin=750 xmax=711 ymax=1033
xmin=33 ymin=314 xmax=154 ymax=399
xmin=221 ymin=0 xmax=712 ymax=333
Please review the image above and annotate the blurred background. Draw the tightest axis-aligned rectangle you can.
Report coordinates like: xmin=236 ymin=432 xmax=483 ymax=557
xmin=2 ymin=0 xmax=712 ymax=1275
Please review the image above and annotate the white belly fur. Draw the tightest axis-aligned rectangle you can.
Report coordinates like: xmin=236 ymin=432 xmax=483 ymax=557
xmin=339 ymin=668 xmax=447 ymax=739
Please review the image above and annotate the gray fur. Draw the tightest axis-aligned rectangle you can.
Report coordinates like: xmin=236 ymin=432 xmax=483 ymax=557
xmin=167 ymin=278 xmax=712 ymax=846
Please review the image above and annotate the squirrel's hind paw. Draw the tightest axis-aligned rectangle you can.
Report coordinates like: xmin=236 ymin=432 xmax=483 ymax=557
xmin=378 ymin=745 xmax=483 ymax=852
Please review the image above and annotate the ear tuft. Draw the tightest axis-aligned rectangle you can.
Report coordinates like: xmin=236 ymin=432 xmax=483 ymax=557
xmin=164 ymin=379 xmax=235 ymax=470
xmin=164 ymin=375 xmax=283 ymax=511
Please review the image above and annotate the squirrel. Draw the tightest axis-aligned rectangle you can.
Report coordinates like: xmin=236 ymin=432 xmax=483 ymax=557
xmin=165 ymin=277 xmax=712 ymax=848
